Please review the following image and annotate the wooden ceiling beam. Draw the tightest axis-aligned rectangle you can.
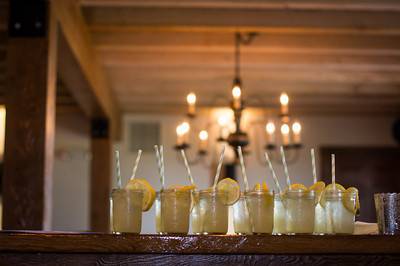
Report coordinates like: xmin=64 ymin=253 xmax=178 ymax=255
xmin=82 ymin=7 xmax=400 ymax=34
xmin=80 ymin=0 xmax=400 ymax=12
xmin=98 ymin=50 xmax=400 ymax=71
xmin=52 ymin=0 xmax=120 ymax=138
xmin=92 ymin=31 xmax=400 ymax=56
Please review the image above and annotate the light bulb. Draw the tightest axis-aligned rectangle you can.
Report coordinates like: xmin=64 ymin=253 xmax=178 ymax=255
xmin=218 ymin=115 xmax=229 ymax=127
xmin=199 ymin=130 xmax=208 ymax=141
xmin=181 ymin=122 xmax=190 ymax=134
xmin=265 ymin=122 xmax=276 ymax=134
xmin=186 ymin=93 xmax=196 ymax=105
xmin=292 ymin=122 xmax=301 ymax=134
xmin=280 ymin=92 xmax=289 ymax=106
xmin=176 ymin=124 xmax=184 ymax=136
xmin=281 ymin=124 xmax=290 ymax=135
xmin=232 ymin=85 xmax=241 ymax=99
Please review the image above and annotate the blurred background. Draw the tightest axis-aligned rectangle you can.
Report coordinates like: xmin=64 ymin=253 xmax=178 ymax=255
xmin=0 ymin=0 xmax=399 ymax=233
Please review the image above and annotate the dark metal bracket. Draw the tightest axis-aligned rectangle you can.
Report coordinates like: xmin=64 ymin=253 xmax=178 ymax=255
xmin=8 ymin=0 xmax=48 ymax=37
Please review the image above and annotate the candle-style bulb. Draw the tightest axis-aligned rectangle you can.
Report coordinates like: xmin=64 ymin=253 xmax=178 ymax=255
xmin=292 ymin=122 xmax=301 ymax=134
xmin=266 ymin=122 xmax=276 ymax=134
xmin=199 ymin=130 xmax=208 ymax=141
xmin=281 ymin=123 xmax=290 ymax=146
xmin=280 ymin=92 xmax=289 ymax=115
xmin=186 ymin=93 xmax=196 ymax=116
xmin=187 ymin=93 xmax=196 ymax=105
xmin=232 ymin=85 xmax=242 ymax=109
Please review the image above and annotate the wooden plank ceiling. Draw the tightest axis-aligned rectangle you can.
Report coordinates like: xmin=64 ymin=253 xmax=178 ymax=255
xmin=80 ymin=0 xmax=400 ymax=115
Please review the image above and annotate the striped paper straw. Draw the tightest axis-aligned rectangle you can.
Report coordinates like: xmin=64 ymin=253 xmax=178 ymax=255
xmin=181 ymin=149 xmax=195 ymax=186
xmin=130 ymin=149 xmax=142 ymax=180
xmin=280 ymin=146 xmax=291 ymax=188
xmin=115 ymin=150 xmax=122 ymax=189
xmin=311 ymin=148 xmax=317 ymax=184
xmin=213 ymin=145 xmax=226 ymax=189
xmin=238 ymin=146 xmax=249 ymax=192
xmin=264 ymin=152 xmax=282 ymax=194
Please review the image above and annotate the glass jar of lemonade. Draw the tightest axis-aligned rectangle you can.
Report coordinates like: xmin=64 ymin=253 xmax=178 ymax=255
xmin=285 ymin=190 xmax=316 ymax=234
xmin=110 ymin=189 xmax=143 ymax=234
xmin=199 ymin=190 xmax=229 ymax=234
xmin=246 ymin=190 xmax=274 ymax=234
xmin=232 ymin=193 xmax=252 ymax=235
xmin=273 ymin=194 xmax=287 ymax=235
xmin=155 ymin=188 xmax=192 ymax=234
xmin=190 ymin=191 xmax=202 ymax=234
xmin=324 ymin=190 xmax=357 ymax=234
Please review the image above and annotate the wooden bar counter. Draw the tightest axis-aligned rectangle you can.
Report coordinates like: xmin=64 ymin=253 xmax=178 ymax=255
xmin=0 ymin=231 xmax=400 ymax=265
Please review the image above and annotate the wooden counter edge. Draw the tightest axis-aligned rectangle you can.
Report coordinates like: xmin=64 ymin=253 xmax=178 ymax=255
xmin=0 ymin=232 xmax=399 ymax=254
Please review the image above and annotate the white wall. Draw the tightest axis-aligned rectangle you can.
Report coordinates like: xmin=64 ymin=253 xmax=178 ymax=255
xmin=52 ymin=113 xmax=90 ymax=231
xmin=51 ymin=111 xmax=397 ymax=232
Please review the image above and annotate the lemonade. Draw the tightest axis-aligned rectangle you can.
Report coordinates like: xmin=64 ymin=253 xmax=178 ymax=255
xmin=110 ymin=189 xmax=143 ymax=233
xmin=273 ymin=194 xmax=287 ymax=235
xmin=246 ymin=189 xmax=274 ymax=234
xmin=309 ymin=181 xmax=326 ymax=234
xmin=285 ymin=185 xmax=316 ymax=234
xmin=156 ymin=188 xmax=192 ymax=234
xmin=200 ymin=190 xmax=229 ymax=234
xmin=232 ymin=194 xmax=252 ymax=235
xmin=321 ymin=186 xmax=359 ymax=234
xmin=200 ymin=178 xmax=240 ymax=234
xmin=190 ymin=191 xmax=202 ymax=234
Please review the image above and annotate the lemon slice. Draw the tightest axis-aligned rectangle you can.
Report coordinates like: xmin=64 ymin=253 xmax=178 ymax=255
xmin=309 ymin=181 xmax=326 ymax=192
xmin=254 ymin=181 xmax=269 ymax=191
xmin=217 ymin=178 xmax=240 ymax=205
xmin=309 ymin=181 xmax=326 ymax=204
xmin=126 ymin=178 xmax=156 ymax=212
xmin=289 ymin=183 xmax=308 ymax=191
xmin=320 ymin=183 xmax=345 ymax=208
xmin=343 ymin=187 xmax=360 ymax=214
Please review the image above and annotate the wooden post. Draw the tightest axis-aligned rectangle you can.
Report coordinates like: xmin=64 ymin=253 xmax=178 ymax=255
xmin=90 ymin=119 xmax=111 ymax=232
xmin=2 ymin=1 xmax=57 ymax=230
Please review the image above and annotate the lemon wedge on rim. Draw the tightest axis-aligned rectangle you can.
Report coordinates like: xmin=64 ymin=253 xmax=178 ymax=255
xmin=309 ymin=181 xmax=326 ymax=192
xmin=343 ymin=187 xmax=360 ymax=214
xmin=217 ymin=178 xmax=240 ymax=205
xmin=320 ymin=183 xmax=345 ymax=208
xmin=288 ymin=183 xmax=308 ymax=191
xmin=254 ymin=182 xmax=269 ymax=191
xmin=126 ymin=178 xmax=156 ymax=212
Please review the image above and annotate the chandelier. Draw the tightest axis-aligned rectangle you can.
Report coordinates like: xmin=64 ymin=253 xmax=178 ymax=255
xmin=174 ymin=33 xmax=302 ymax=163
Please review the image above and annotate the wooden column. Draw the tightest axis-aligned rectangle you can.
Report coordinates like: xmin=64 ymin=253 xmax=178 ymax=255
xmin=3 ymin=1 xmax=57 ymax=230
xmin=90 ymin=119 xmax=111 ymax=232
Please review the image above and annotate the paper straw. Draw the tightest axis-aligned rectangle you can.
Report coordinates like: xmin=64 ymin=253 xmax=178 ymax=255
xmin=264 ymin=152 xmax=282 ymax=194
xmin=280 ymin=146 xmax=291 ymax=188
xmin=130 ymin=149 xmax=142 ymax=180
xmin=311 ymin=148 xmax=317 ymax=184
xmin=160 ymin=145 xmax=165 ymax=189
xmin=154 ymin=145 xmax=164 ymax=190
xmin=213 ymin=145 xmax=226 ymax=189
xmin=181 ymin=149 xmax=195 ymax=186
xmin=331 ymin=154 xmax=336 ymax=190
xmin=115 ymin=150 xmax=122 ymax=189
xmin=237 ymin=146 xmax=249 ymax=192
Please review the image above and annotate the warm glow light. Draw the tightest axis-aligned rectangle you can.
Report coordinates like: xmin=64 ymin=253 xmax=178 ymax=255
xmin=218 ymin=115 xmax=229 ymax=127
xmin=292 ymin=122 xmax=302 ymax=134
xmin=281 ymin=124 xmax=290 ymax=135
xmin=181 ymin=122 xmax=190 ymax=134
xmin=280 ymin=92 xmax=289 ymax=106
xmin=186 ymin=93 xmax=196 ymax=105
xmin=199 ymin=130 xmax=208 ymax=141
xmin=265 ymin=122 xmax=276 ymax=134
xmin=176 ymin=124 xmax=184 ymax=136
xmin=232 ymin=85 xmax=241 ymax=99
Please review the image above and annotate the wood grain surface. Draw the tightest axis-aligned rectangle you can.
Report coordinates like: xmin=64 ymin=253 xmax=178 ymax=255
xmin=0 ymin=231 xmax=399 ymax=254
xmin=1 ymin=253 xmax=400 ymax=266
